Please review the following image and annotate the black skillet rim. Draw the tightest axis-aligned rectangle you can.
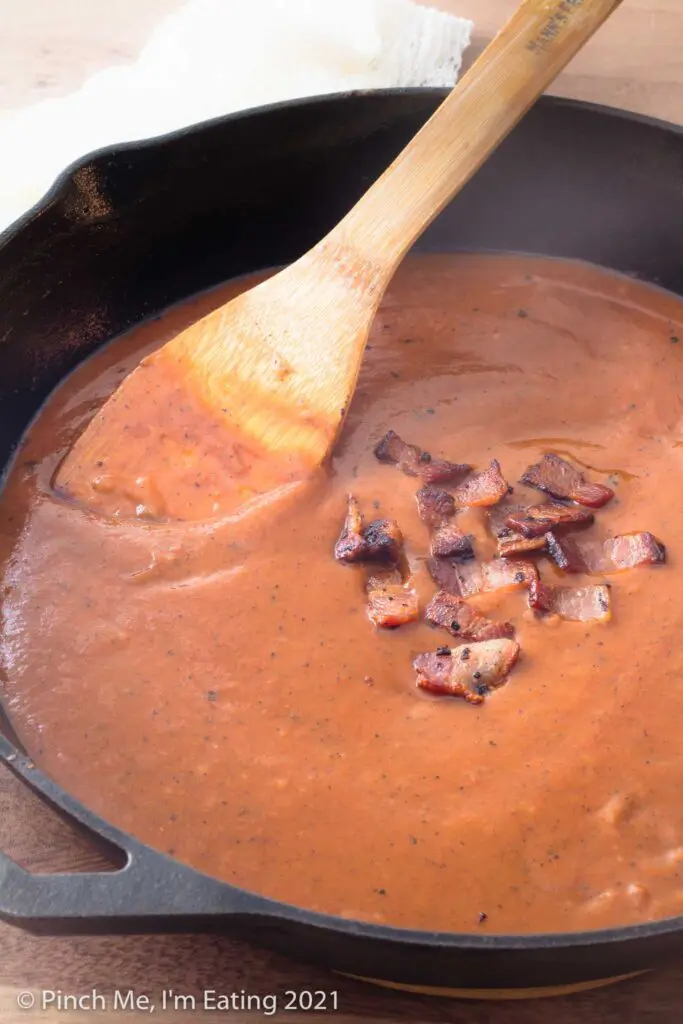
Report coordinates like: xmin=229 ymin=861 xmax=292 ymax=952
xmin=1 ymin=88 xmax=683 ymax=953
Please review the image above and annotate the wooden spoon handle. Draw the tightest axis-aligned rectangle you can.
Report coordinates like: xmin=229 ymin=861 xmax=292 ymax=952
xmin=337 ymin=0 xmax=624 ymax=268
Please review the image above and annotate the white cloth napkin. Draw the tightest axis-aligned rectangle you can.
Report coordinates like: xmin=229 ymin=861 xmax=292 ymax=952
xmin=0 ymin=0 xmax=472 ymax=235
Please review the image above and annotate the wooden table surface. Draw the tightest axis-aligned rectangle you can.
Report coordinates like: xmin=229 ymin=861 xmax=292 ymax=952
xmin=1 ymin=1 xmax=683 ymax=1021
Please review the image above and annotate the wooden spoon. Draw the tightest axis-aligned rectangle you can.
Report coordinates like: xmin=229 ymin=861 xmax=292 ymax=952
xmin=56 ymin=0 xmax=624 ymax=521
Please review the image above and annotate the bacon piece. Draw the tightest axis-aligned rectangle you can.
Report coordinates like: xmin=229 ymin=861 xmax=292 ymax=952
xmin=450 ymin=459 xmax=509 ymax=508
xmin=374 ymin=429 xmax=415 ymax=465
xmin=458 ymin=558 xmax=538 ymax=597
xmin=414 ymin=639 xmax=520 ymax=703
xmin=334 ymin=496 xmax=403 ymax=565
xmin=374 ymin=430 xmax=470 ymax=484
xmin=362 ymin=519 xmax=404 ymax=563
xmin=520 ymin=454 xmax=614 ymax=508
xmin=430 ymin=522 xmax=475 ymax=559
xmin=487 ymin=503 xmax=522 ymax=537
xmin=528 ymin=579 xmax=612 ymax=622
xmin=421 ymin=459 xmax=473 ymax=486
xmin=427 ymin=556 xmax=464 ymax=593
xmin=416 ymin=486 xmax=474 ymax=559
xmin=506 ymin=501 xmax=594 ymax=538
xmin=486 ymin=504 xmax=547 ymax=557
xmin=547 ymin=531 xmax=666 ymax=574
xmin=428 ymin=556 xmax=538 ymax=596
xmin=425 ymin=591 xmax=514 ymax=642
xmin=545 ymin=533 xmax=588 ymax=573
xmin=606 ymin=532 xmax=666 ymax=569
xmin=498 ymin=533 xmax=548 ymax=557
xmin=487 ymin=502 xmax=525 ymax=538
xmin=366 ymin=571 xmax=419 ymax=629
xmin=334 ymin=495 xmax=365 ymax=563
xmin=416 ymin=486 xmax=455 ymax=527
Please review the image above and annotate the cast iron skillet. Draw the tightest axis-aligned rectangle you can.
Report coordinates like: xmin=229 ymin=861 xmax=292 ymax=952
xmin=2 ymin=90 xmax=683 ymax=998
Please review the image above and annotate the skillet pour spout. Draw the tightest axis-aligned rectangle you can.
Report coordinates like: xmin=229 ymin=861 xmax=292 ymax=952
xmin=2 ymin=90 xmax=683 ymax=995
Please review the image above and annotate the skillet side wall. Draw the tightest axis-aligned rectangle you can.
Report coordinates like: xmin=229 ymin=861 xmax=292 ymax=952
xmin=2 ymin=93 xmax=683 ymax=465
xmin=2 ymin=91 xmax=683 ymax=989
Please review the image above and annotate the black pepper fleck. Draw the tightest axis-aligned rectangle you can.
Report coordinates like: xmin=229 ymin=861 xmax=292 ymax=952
xmin=461 ymin=647 xmax=471 ymax=661
xmin=478 ymin=911 xmax=488 ymax=924
xmin=436 ymin=645 xmax=451 ymax=657
xmin=514 ymin=571 xmax=525 ymax=583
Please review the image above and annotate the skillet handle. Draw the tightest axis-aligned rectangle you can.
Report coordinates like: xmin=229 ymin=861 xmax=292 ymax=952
xmin=0 ymin=734 xmax=275 ymax=931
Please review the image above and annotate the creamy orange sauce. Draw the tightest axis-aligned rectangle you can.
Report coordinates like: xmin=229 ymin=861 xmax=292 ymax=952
xmin=3 ymin=252 xmax=683 ymax=934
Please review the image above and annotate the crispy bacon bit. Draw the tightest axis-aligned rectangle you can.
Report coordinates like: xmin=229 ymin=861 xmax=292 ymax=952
xmin=459 ymin=558 xmax=538 ymax=597
xmin=486 ymin=504 xmax=546 ymax=557
xmin=428 ymin=556 xmax=538 ymax=596
xmin=606 ymin=532 xmax=666 ymax=569
xmin=366 ymin=571 xmax=419 ymax=629
xmin=506 ymin=501 xmax=594 ymax=538
xmin=374 ymin=430 xmax=470 ymax=484
xmin=334 ymin=495 xmax=365 ymax=563
xmin=375 ymin=429 xmax=420 ymax=467
xmin=427 ymin=556 xmax=464 ymax=593
xmin=520 ymin=454 xmax=614 ymax=508
xmin=362 ymin=519 xmax=404 ymax=563
xmin=425 ymin=591 xmax=515 ymax=642
xmin=487 ymin=503 xmax=522 ymax=539
xmin=430 ymin=522 xmax=476 ymax=560
xmin=545 ymin=533 xmax=587 ymax=573
xmin=498 ymin=533 xmax=548 ymax=557
xmin=528 ymin=579 xmax=612 ymax=622
xmin=334 ymin=496 xmax=403 ymax=565
xmin=416 ymin=486 xmax=474 ymax=559
xmin=416 ymin=486 xmax=455 ymax=527
xmin=414 ymin=639 xmax=520 ymax=702
xmin=421 ymin=459 xmax=474 ymax=485
xmin=547 ymin=531 xmax=666 ymax=574
xmin=450 ymin=459 xmax=509 ymax=508
xmin=489 ymin=501 xmax=520 ymax=536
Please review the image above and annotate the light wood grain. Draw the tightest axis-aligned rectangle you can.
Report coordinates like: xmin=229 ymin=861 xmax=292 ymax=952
xmin=0 ymin=0 xmax=184 ymax=113
xmin=2 ymin=0 xmax=683 ymax=1021
xmin=449 ymin=0 xmax=683 ymax=122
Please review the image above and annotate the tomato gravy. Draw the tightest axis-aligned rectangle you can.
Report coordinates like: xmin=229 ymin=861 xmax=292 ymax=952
xmin=2 ymin=252 xmax=683 ymax=934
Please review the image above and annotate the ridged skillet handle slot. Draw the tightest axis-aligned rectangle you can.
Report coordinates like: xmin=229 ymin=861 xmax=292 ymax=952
xmin=0 ymin=734 xmax=270 ymax=927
